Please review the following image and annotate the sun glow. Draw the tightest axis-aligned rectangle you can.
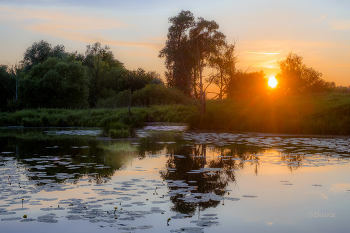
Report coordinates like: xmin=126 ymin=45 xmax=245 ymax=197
xmin=268 ymin=76 xmax=278 ymax=88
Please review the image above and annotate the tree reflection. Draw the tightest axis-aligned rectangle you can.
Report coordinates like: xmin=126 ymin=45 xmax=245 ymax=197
xmin=159 ymin=139 xmax=267 ymax=216
xmin=160 ymin=144 xmax=229 ymax=216
xmin=0 ymin=136 xmax=141 ymax=185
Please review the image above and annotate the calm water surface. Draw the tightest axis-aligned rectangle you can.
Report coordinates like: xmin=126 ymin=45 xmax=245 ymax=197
xmin=0 ymin=127 xmax=349 ymax=233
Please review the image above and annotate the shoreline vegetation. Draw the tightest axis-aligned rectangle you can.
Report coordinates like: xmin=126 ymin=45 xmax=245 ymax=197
xmin=1 ymin=11 xmax=349 ymax=138
xmin=1 ymin=92 xmax=350 ymax=136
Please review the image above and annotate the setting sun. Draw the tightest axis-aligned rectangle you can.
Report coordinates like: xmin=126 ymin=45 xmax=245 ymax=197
xmin=268 ymin=76 xmax=278 ymax=88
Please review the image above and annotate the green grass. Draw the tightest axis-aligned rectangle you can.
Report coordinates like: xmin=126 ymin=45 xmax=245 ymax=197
xmin=2 ymin=93 xmax=350 ymax=135
xmin=0 ymin=105 xmax=196 ymax=138
xmin=190 ymin=93 xmax=350 ymax=135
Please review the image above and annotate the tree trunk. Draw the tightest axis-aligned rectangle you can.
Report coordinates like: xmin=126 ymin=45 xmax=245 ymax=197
xmin=199 ymin=67 xmax=205 ymax=114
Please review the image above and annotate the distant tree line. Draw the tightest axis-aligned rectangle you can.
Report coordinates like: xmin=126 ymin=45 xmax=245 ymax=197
xmin=334 ymin=85 xmax=350 ymax=93
xmin=0 ymin=11 xmax=337 ymax=112
xmin=0 ymin=41 xmax=187 ymax=111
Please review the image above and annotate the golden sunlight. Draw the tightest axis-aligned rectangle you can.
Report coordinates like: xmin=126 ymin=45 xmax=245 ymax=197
xmin=268 ymin=76 xmax=278 ymax=88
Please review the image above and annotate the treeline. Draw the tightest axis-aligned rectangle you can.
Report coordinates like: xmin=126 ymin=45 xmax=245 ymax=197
xmin=0 ymin=41 xmax=190 ymax=111
xmin=1 ymin=10 xmax=338 ymax=114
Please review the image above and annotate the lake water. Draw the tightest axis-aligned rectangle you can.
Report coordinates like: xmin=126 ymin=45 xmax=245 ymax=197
xmin=0 ymin=126 xmax=349 ymax=233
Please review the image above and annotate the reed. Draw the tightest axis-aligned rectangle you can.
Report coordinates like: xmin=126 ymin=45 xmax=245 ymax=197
xmin=2 ymin=93 xmax=350 ymax=135
xmin=190 ymin=93 xmax=350 ymax=135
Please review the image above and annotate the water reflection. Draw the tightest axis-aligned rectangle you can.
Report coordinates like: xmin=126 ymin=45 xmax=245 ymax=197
xmin=1 ymin=128 xmax=350 ymax=233
xmin=1 ymin=137 xmax=141 ymax=185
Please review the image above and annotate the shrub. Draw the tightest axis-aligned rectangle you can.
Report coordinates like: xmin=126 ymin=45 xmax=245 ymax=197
xmin=109 ymin=129 xmax=131 ymax=138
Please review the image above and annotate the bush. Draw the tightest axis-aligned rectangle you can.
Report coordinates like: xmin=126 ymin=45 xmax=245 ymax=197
xmin=132 ymin=84 xmax=190 ymax=107
xmin=21 ymin=117 xmax=42 ymax=127
xmin=109 ymin=129 xmax=131 ymax=138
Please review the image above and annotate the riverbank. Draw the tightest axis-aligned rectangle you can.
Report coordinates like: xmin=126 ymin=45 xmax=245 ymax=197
xmin=191 ymin=93 xmax=350 ymax=135
xmin=1 ymin=93 xmax=350 ymax=135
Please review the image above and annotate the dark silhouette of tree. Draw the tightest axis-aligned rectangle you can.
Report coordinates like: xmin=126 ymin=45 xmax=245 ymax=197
xmin=208 ymin=43 xmax=236 ymax=99
xmin=159 ymin=10 xmax=195 ymax=96
xmin=160 ymin=10 xmax=227 ymax=114
xmin=160 ymin=144 xmax=237 ymax=216
xmin=227 ymin=70 xmax=268 ymax=99
xmin=276 ymin=52 xmax=334 ymax=94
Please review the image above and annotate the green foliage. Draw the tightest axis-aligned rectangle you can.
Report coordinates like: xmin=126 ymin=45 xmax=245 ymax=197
xmin=84 ymin=42 xmax=125 ymax=107
xmin=189 ymin=94 xmax=350 ymax=135
xmin=18 ymin=57 xmax=89 ymax=109
xmin=22 ymin=40 xmax=66 ymax=72
xmin=0 ymin=105 xmax=195 ymax=129
xmin=95 ymin=89 xmax=131 ymax=108
xmin=105 ymin=121 xmax=131 ymax=139
xmin=160 ymin=10 xmax=229 ymax=114
xmin=132 ymin=84 xmax=191 ymax=107
xmin=159 ymin=10 xmax=195 ymax=95
xmin=0 ymin=65 xmax=16 ymax=110
xmin=83 ymin=42 xmax=160 ymax=107
xmin=108 ymin=129 xmax=131 ymax=139
xmin=21 ymin=117 xmax=43 ymax=127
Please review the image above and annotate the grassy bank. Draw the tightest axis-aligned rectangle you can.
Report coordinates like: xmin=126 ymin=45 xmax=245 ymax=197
xmin=0 ymin=105 xmax=196 ymax=138
xmin=1 ymin=93 xmax=350 ymax=135
xmin=191 ymin=93 xmax=350 ymax=135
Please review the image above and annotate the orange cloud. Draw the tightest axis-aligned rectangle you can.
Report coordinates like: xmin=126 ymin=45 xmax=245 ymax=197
xmin=330 ymin=20 xmax=350 ymax=30
xmin=317 ymin=14 xmax=328 ymax=22
xmin=0 ymin=6 xmax=127 ymax=30
xmin=330 ymin=183 xmax=350 ymax=193
xmin=0 ymin=5 xmax=163 ymax=51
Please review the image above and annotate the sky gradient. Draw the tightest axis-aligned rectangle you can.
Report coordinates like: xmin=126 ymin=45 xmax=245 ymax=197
xmin=1 ymin=0 xmax=349 ymax=86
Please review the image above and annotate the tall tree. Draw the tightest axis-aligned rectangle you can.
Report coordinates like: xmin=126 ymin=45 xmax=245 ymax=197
xmin=22 ymin=40 xmax=65 ymax=72
xmin=160 ymin=11 xmax=226 ymax=114
xmin=188 ymin=17 xmax=226 ymax=113
xmin=208 ymin=43 xmax=236 ymax=99
xmin=84 ymin=42 xmax=124 ymax=107
xmin=159 ymin=10 xmax=195 ymax=96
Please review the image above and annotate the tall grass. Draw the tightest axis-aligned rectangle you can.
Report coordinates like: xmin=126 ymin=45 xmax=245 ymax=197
xmin=2 ymin=93 xmax=350 ymax=135
xmin=190 ymin=93 xmax=350 ymax=135
xmin=0 ymin=105 xmax=196 ymax=132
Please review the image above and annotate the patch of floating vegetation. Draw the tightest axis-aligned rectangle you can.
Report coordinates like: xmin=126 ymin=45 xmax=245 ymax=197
xmin=1 ymin=129 xmax=350 ymax=231
xmin=37 ymin=213 xmax=58 ymax=223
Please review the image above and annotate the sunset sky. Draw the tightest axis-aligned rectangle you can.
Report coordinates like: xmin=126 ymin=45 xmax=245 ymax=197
xmin=0 ymin=0 xmax=349 ymax=86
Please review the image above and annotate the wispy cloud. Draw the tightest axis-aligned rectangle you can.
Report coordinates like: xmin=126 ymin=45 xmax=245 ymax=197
xmin=316 ymin=191 xmax=328 ymax=199
xmin=25 ymin=27 xmax=163 ymax=50
xmin=0 ymin=6 xmax=127 ymax=30
xmin=317 ymin=14 xmax=327 ymax=22
xmin=330 ymin=183 xmax=350 ymax=193
xmin=330 ymin=20 xmax=350 ymax=30
xmin=0 ymin=5 xmax=164 ymax=50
